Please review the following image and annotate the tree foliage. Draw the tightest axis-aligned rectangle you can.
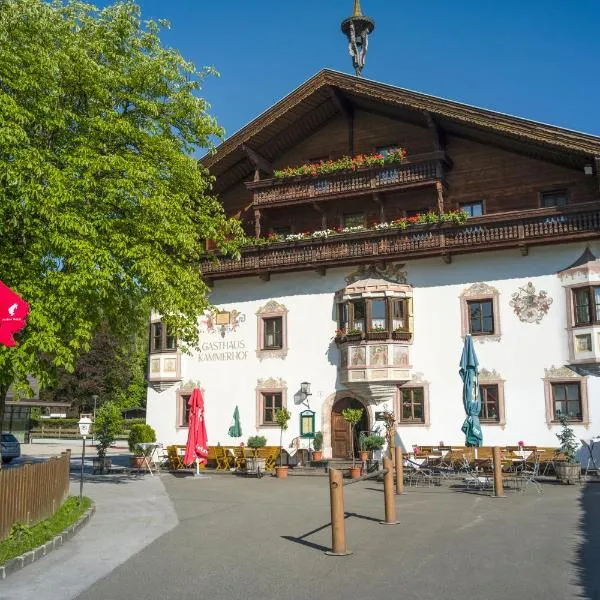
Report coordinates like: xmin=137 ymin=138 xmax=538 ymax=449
xmin=0 ymin=1 xmax=243 ymax=414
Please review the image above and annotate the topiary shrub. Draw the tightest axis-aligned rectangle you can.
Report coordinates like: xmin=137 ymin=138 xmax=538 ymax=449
xmin=128 ymin=423 xmax=157 ymax=456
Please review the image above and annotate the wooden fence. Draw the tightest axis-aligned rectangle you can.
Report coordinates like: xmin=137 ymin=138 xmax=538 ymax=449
xmin=0 ymin=450 xmax=71 ymax=541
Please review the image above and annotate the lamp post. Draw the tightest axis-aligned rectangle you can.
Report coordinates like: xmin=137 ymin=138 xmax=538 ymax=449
xmin=78 ymin=416 xmax=92 ymax=502
xmin=299 ymin=382 xmax=313 ymax=462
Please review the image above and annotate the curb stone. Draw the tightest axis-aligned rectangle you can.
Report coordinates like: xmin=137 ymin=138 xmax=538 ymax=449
xmin=0 ymin=503 xmax=96 ymax=580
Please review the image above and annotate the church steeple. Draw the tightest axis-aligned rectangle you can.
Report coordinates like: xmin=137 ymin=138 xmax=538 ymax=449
xmin=341 ymin=1 xmax=375 ymax=77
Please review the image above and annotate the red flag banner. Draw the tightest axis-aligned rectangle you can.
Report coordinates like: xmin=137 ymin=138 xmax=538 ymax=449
xmin=0 ymin=281 xmax=29 ymax=347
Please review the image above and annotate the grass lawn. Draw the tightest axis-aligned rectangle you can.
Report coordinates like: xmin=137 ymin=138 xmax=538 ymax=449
xmin=0 ymin=496 xmax=92 ymax=565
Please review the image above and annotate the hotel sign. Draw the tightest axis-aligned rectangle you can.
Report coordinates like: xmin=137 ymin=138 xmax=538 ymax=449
xmin=198 ymin=340 xmax=248 ymax=362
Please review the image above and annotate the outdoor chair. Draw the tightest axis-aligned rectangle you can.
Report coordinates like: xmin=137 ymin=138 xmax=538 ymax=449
xmin=404 ymin=458 xmax=441 ymax=487
xmin=214 ymin=446 xmax=233 ymax=470
xmin=233 ymin=446 xmax=247 ymax=471
xmin=167 ymin=446 xmax=184 ymax=471
xmin=512 ymin=454 xmax=543 ymax=494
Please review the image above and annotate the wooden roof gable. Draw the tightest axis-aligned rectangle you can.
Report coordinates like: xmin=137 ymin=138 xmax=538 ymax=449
xmin=203 ymin=69 xmax=600 ymax=193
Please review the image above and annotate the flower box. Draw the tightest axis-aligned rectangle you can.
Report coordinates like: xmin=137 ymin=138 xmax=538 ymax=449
xmin=392 ymin=330 xmax=412 ymax=341
xmin=345 ymin=332 xmax=364 ymax=342
xmin=367 ymin=330 xmax=389 ymax=340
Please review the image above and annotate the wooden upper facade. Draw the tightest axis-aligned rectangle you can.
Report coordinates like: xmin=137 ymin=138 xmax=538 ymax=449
xmin=201 ymin=70 xmax=600 ymax=279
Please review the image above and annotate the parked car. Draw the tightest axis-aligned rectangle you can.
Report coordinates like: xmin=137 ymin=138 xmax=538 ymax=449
xmin=1 ymin=432 xmax=21 ymax=464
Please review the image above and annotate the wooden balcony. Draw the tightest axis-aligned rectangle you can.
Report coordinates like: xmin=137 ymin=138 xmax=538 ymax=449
xmin=246 ymin=152 xmax=449 ymax=208
xmin=201 ymin=203 xmax=600 ymax=280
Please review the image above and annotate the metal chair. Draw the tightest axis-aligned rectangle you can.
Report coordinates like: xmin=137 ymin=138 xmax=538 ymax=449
xmin=513 ymin=453 xmax=543 ymax=494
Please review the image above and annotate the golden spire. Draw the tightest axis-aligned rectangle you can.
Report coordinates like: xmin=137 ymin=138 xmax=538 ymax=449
xmin=353 ymin=0 xmax=362 ymax=17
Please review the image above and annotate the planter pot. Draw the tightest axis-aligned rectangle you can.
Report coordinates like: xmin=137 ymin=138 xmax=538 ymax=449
xmin=392 ymin=331 xmax=412 ymax=341
xmin=367 ymin=331 xmax=389 ymax=341
xmin=555 ymin=462 xmax=580 ymax=484
xmin=275 ymin=465 xmax=289 ymax=479
xmin=312 ymin=451 xmax=323 ymax=462
xmin=359 ymin=451 xmax=369 ymax=462
xmin=334 ymin=336 xmax=347 ymax=345
xmin=130 ymin=455 xmax=145 ymax=469
xmin=92 ymin=456 xmax=112 ymax=475
xmin=349 ymin=466 xmax=361 ymax=479
xmin=345 ymin=333 xmax=364 ymax=342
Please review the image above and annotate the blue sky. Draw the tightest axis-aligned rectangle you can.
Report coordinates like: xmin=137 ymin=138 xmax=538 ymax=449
xmin=111 ymin=1 xmax=600 ymax=142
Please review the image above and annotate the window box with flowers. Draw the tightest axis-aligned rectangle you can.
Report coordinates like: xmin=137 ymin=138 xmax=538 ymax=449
xmin=367 ymin=327 xmax=389 ymax=341
xmin=273 ymin=149 xmax=408 ymax=180
xmin=345 ymin=328 xmax=364 ymax=342
xmin=334 ymin=328 xmax=347 ymax=344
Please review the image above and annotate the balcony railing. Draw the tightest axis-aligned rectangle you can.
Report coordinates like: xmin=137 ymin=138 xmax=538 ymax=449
xmin=201 ymin=203 xmax=600 ymax=280
xmin=246 ymin=152 xmax=448 ymax=207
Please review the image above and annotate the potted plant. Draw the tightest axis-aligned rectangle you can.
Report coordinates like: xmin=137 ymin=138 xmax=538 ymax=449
xmin=363 ymin=434 xmax=385 ymax=460
xmin=93 ymin=401 xmax=123 ymax=474
xmin=334 ymin=328 xmax=346 ymax=344
xmin=555 ymin=415 xmax=580 ymax=484
xmin=275 ymin=408 xmax=291 ymax=478
xmin=359 ymin=432 xmax=370 ymax=462
xmin=246 ymin=435 xmax=267 ymax=473
xmin=392 ymin=328 xmax=412 ymax=341
xmin=312 ymin=431 xmax=323 ymax=462
xmin=342 ymin=407 xmax=364 ymax=478
xmin=367 ymin=327 xmax=389 ymax=341
xmin=128 ymin=423 xmax=157 ymax=469
xmin=345 ymin=328 xmax=364 ymax=342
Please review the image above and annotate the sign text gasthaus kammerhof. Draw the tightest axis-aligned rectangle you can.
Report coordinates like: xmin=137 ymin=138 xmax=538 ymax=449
xmin=198 ymin=340 xmax=248 ymax=362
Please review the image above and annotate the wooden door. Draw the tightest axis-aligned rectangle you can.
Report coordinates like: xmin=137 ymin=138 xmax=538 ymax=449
xmin=331 ymin=397 xmax=369 ymax=458
xmin=332 ymin=408 xmax=351 ymax=458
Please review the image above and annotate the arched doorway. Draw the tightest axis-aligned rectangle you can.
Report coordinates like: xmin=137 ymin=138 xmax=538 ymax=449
xmin=331 ymin=397 xmax=369 ymax=459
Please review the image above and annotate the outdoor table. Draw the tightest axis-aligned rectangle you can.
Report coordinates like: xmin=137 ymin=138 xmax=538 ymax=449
xmin=137 ymin=442 xmax=160 ymax=476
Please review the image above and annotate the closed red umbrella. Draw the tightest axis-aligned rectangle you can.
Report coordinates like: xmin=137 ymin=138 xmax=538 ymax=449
xmin=184 ymin=388 xmax=209 ymax=471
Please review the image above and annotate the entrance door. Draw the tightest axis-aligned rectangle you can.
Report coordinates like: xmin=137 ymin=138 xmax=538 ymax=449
xmin=331 ymin=397 xmax=369 ymax=458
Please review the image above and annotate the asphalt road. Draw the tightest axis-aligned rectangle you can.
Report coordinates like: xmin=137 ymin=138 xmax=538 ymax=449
xmin=69 ymin=473 xmax=597 ymax=600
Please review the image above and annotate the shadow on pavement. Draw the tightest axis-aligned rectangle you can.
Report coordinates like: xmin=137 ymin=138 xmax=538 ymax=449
xmin=575 ymin=482 xmax=600 ymax=600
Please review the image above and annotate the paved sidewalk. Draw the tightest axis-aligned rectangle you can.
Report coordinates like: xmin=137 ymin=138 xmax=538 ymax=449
xmin=0 ymin=471 xmax=178 ymax=600
xmin=72 ymin=473 xmax=598 ymax=600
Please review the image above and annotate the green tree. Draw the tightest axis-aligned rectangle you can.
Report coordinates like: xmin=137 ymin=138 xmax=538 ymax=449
xmin=0 ymin=0 xmax=243 ymax=445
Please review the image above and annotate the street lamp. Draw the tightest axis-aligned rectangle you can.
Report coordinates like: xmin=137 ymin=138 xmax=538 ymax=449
xmin=300 ymin=382 xmax=311 ymax=397
xmin=78 ymin=416 xmax=92 ymax=502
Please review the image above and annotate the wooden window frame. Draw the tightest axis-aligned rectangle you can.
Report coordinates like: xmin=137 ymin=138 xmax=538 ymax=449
xmin=256 ymin=301 xmax=288 ymax=360
xmin=176 ymin=388 xmax=192 ymax=428
xmin=459 ymin=200 xmax=485 ymax=218
xmin=395 ymin=379 xmax=430 ymax=426
xmin=467 ymin=299 xmax=495 ymax=336
xmin=150 ymin=320 xmax=177 ymax=353
xmin=550 ymin=382 xmax=583 ymax=423
xmin=255 ymin=378 xmax=287 ymax=428
xmin=543 ymin=367 xmax=589 ymax=427
xmin=341 ymin=298 xmax=411 ymax=335
xmin=477 ymin=370 xmax=506 ymax=427
xmin=540 ymin=189 xmax=569 ymax=209
xmin=571 ymin=285 xmax=600 ymax=327
xmin=460 ymin=283 xmax=501 ymax=342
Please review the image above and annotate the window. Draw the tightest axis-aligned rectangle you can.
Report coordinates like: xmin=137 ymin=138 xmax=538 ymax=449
xmin=177 ymin=390 xmax=191 ymax=427
xmin=256 ymin=300 xmax=288 ymax=359
xmin=541 ymin=190 xmax=568 ymax=208
xmin=343 ymin=213 xmax=365 ymax=228
xmin=263 ymin=317 xmax=282 ymax=349
xmin=573 ymin=286 xmax=600 ymax=325
xmin=352 ymin=300 xmax=366 ymax=332
xmin=262 ymin=392 xmax=282 ymax=424
xmin=551 ymin=382 xmax=582 ymax=421
xmin=255 ymin=377 xmax=287 ymax=427
xmin=338 ymin=297 xmax=410 ymax=336
xmin=460 ymin=201 xmax=484 ymax=218
xmin=150 ymin=321 xmax=176 ymax=352
xmin=479 ymin=384 xmax=499 ymax=422
xmin=370 ymin=299 xmax=386 ymax=330
xmin=396 ymin=382 xmax=430 ymax=425
xmin=467 ymin=299 xmax=494 ymax=335
xmin=543 ymin=366 xmax=589 ymax=426
xmin=460 ymin=283 xmax=501 ymax=341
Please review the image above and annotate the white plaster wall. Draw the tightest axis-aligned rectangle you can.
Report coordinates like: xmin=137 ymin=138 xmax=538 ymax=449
xmin=147 ymin=241 xmax=600 ymax=453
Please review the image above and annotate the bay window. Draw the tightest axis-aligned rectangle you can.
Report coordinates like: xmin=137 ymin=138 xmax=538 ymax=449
xmin=337 ymin=297 xmax=410 ymax=337
xmin=573 ymin=286 xmax=600 ymax=325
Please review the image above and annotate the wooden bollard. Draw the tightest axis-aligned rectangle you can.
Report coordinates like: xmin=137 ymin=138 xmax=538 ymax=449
xmin=394 ymin=446 xmax=405 ymax=495
xmin=325 ymin=468 xmax=352 ymax=556
xmin=380 ymin=458 xmax=399 ymax=525
xmin=492 ymin=446 xmax=505 ymax=498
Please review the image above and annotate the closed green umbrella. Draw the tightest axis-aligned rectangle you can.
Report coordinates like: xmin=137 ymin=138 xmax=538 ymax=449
xmin=459 ymin=335 xmax=483 ymax=447
xmin=228 ymin=406 xmax=242 ymax=438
